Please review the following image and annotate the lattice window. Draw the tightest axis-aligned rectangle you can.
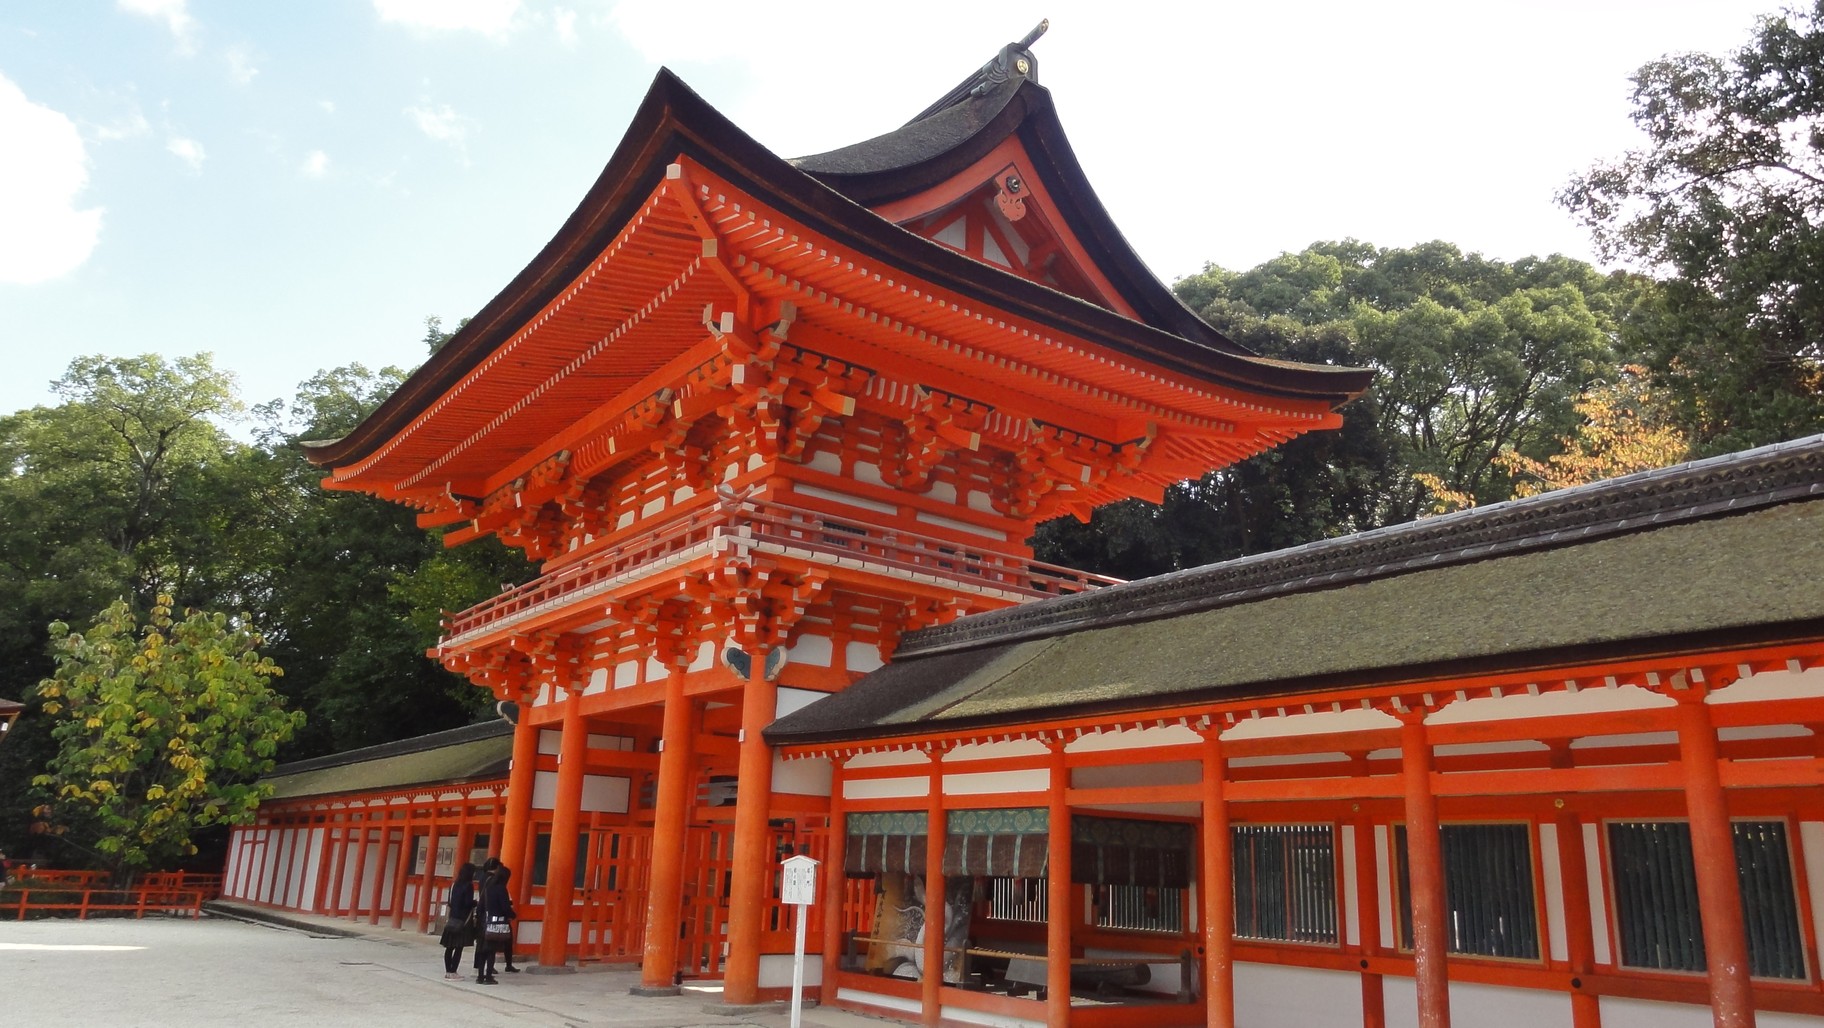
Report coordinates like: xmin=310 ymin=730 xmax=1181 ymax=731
xmin=1607 ymin=820 xmax=1807 ymax=980
xmin=1095 ymin=883 xmax=1186 ymax=934
xmin=1396 ymin=823 xmax=1539 ymax=960
xmin=1233 ymin=824 xmax=1338 ymax=944
xmin=986 ymin=876 xmax=1048 ymax=924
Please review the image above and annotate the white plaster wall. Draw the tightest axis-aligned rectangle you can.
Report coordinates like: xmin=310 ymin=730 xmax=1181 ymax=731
xmin=946 ymin=738 xmax=1050 ymax=761
xmin=1223 ymin=707 xmax=1397 ymax=739
xmin=580 ymin=774 xmax=630 ymax=814
xmin=845 ymin=640 xmax=883 ymax=673
xmin=295 ymin=827 xmax=322 ymax=910
xmin=1805 ymin=821 xmax=1824 ymax=971
xmin=773 ymin=754 xmax=833 ymax=797
xmin=614 ymin=660 xmax=639 ymax=689
xmin=1426 ymin=684 xmax=1670 ymax=724
xmin=842 ymin=776 xmax=928 ymax=800
xmin=845 ymin=749 xmax=928 ymax=769
xmin=1584 ymin=822 xmax=1612 ymax=965
xmin=790 ymin=634 xmax=833 ymax=669
xmin=1067 ymin=723 xmax=1200 ymax=751
xmin=584 ymin=667 xmax=608 ymax=695
xmin=1709 ymin=665 xmax=1824 ymax=703
xmin=1540 ymin=822 xmax=1568 ymax=962
xmin=776 ymin=687 xmax=827 ymax=720
xmin=757 ymin=952 xmax=822 ymax=989
xmin=1341 ymin=825 xmax=1360 ymax=946
xmin=536 ymin=728 xmax=562 ymax=756
xmin=1383 ymin=980 xmax=1569 ymax=1028
xmin=1235 ymin=963 xmax=1362 ymax=1027
xmin=222 ymin=831 xmax=246 ymax=899
xmin=943 ymin=769 xmax=1047 ymax=795
xmin=338 ymin=838 xmax=364 ymax=910
xmin=1598 ymin=996 xmax=1814 ymax=1028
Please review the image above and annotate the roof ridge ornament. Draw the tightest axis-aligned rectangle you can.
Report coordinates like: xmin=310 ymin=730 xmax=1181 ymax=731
xmin=905 ymin=19 xmax=1049 ymax=126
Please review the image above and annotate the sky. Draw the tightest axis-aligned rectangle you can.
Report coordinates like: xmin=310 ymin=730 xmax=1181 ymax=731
xmin=0 ymin=0 xmax=1788 ymax=422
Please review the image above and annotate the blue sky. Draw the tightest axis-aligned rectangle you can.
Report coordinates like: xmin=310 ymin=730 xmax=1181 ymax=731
xmin=0 ymin=0 xmax=1783 ymax=421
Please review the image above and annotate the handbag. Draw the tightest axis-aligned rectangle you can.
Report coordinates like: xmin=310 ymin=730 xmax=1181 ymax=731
xmin=484 ymin=915 xmax=513 ymax=937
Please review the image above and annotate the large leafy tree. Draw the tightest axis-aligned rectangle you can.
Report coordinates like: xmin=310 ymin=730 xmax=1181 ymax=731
xmin=31 ymin=598 xmax=304 ymax=881
xmin=1562 ymin=3 xmax=1824 ymax=452
xmin=1039 ymin=242 xmax=1638 ymax=577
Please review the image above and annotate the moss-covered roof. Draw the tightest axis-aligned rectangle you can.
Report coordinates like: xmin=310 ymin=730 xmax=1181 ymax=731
xmin=768 ymin=435 xmax=1824 ymax=745
xmin=262 ymin=720 xmax=512 ymax=801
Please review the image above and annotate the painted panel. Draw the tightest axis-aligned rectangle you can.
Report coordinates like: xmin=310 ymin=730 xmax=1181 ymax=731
xmin=613 ymin=660 xmax=639 ymax=689
xmin=1375 ymin=825 xmax=1394 ymax=951
xmin=537 ymin=728 xmax=561 ymax=756
xmin=532 ymin=770 xmax=558 ymax=809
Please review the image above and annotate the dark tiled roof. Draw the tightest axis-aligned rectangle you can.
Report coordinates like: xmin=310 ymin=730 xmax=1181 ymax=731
xmin=767 ymin=435 xmax=1824 ymax=745
xmin=262 ymin=720 xmax=513 ymax=801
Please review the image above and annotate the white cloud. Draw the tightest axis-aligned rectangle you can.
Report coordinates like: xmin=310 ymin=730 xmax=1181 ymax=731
xmin=94 ymin=109 xmax=152 ymax=142
xmin=318 ymin=99 xmax=336 ymax=115
xmin=373 ymin=0 xmax=521 ymax=37
xmin=406 ymin=103 xmax=476 ymax=146
xmin=554 ymin=7 xmax=578 ymax=46
xmin=225 ymin=44 xmax=259 ymax=85
xmin=300 ymin=150 xmax=329 ymax=178
xmin=118 ymin=0 xmax=198 ymax=55
xmin=166 ymin=135 xmax=205 ymax=171
xmin=0 ymin=75 xmax=103 ymax=285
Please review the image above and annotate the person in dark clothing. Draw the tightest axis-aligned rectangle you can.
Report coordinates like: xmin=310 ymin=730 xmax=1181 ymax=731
xmin=439 ymin=862 xmax=478 ymax=980
xmin=476 ymin=863 xmax=515 ymax=984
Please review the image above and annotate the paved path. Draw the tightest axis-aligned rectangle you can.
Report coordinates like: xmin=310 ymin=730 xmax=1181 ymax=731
xmin=1 ymin=914 xmax=890 ymax=1028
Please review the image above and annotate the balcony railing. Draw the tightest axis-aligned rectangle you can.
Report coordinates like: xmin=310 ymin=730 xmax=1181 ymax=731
xmin=440 ymin=498 xmax=1119 ymax=645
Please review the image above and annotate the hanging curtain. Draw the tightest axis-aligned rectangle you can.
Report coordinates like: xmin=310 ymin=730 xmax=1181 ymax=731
xmin=1070 ymin=815 xmax=1193 ymax=889
xmin=845 ymin=811 xmax=929 ymax=876
xmin=943 ymin=808 xmax=1050 ymax=877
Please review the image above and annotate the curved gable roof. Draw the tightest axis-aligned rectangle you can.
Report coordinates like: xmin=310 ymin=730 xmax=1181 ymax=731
xmin=308 ymin=65 xmax=1368 ymax=471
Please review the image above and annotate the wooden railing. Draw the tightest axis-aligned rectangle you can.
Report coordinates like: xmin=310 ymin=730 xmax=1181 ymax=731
xmin=441 ymin=499 xmax=1119 ymax=643
xmin=1 ymin=868 xmax=222 ymax=920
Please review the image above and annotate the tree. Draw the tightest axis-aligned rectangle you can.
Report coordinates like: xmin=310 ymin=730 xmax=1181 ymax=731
xmin=1501 ymin=365 xmax=1690 ymax=497
xmin=31 ymin=597 xmax=304 ymax=880
xmin=1562 ymin=3 xmax=1824 ymax=452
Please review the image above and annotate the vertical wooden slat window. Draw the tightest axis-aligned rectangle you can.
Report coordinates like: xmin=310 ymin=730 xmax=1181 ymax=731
xmin=1607 ymin=820 xmax=1806 ymax=980
xmin=1232 ymin=824 xmax=1337 ymax=944
xmin=1395 ymin=823 xmax=1539 ymax=960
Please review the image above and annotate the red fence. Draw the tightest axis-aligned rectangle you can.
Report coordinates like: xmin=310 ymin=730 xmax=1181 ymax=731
xmin=1 ymin=870 xmax=222 ymax=920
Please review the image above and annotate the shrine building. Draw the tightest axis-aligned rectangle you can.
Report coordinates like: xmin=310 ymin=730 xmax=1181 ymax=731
xmin=218 ymin=27 xmax=1824 ymax=1028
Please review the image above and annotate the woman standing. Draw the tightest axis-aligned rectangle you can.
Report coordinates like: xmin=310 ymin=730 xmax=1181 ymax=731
xmin=439 ymin=862 xmax=478 ymax=980
xmin=476 ymin=863 xmax=515 ymax=984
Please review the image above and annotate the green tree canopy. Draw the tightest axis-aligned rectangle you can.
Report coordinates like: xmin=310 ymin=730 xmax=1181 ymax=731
xmin=31 ymin=597 xmax=304 ymax=880
xmin=1562 ymin=3 xmax=1824 ymax=452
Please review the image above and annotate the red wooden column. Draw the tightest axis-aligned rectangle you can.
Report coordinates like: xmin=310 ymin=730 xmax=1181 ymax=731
xmin=1046 ymin=740 xmax=1072 ymax=1026
xmin=311 ymin=816 xmax=338 ymax=914
xmin=820 ymin=758 xmax=848 ymax=1007
xmin=636 ymin=663 xmax=698 ymax=995
xmin=1200 ymin=730 xmax=1234 ymax=1028
xmin=1401 ymin=712 xmax=1450 ymax=1028
xmin=1353 ymin=802 xmax=1386 ymax=1028
xmin=1675 ymin=691 xmax=1756 ymax=1028
xmin=1549 ymin=741 xmax=1601 ymax=1028
xmin=724 ymin=649 xmax=779 ymax=1005
xmin=498 ymin=703 xmax=540 ymax=910
xmin=922 ymin=749 xmax=947 ymax=1026
xmin=347 ymin=817 xmax=373 ymax=920
xmin=539 ymin=686 xmax=589 ymax=967
xmin=388 ymin=805 xmax=415 ymax=928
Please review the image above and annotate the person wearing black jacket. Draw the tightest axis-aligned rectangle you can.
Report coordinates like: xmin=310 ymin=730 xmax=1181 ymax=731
xmin=439 ymin=862 xmax=478 ymax=980
xmin=475 ymin=862 xmax=516 ymax=984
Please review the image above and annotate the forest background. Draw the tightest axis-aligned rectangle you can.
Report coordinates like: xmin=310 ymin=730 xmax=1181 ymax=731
xmin=2 ymin=6 xmax=1822 ymax=869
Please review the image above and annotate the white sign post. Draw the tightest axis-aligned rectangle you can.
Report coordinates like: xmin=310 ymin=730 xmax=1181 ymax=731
xmin=780 ymin=853 xmax=819 ymax=1028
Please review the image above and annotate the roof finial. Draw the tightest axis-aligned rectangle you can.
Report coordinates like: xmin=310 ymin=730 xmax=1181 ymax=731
xmin=1017 ymin=19 xmax=1049 ymax=49
xmin=904 ymin=21 xmax=1050 ymax=125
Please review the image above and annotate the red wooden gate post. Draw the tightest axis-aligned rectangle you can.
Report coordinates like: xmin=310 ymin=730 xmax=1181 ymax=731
xmin=1201 ymin=729 xmax=1234 ymax=1028
xmin=820 ymin=761 xmax=848 ymax=1007
xmin=724 ymin=650 xmax=779 ymax=1004
xmin=539 ymin=686 xmax=589 ymax=967
xmin=637 ymin=665 xmax=697 ymax=994
xmin=1401 ymin=712 xmax=1450 ymax=1028
xmin=1675 ymin=690 xmax=1756 ymax=1028
xmin=498 ymin=709 xmax=539 ymax=912
xmin=1046 ymin=741 xmax=1072 ymax=1027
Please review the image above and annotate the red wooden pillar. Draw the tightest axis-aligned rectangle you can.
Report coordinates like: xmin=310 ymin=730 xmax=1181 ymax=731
xmin=389 ymin=806 xmax=415 ymax=928
xmin=347 ymin=816 xmax=373 ymax=920
xmin=498 ymin=712 xmax=540 ymax=909
xmin=637 ymin=664 xmax=697 ymax=995
xmin=1675 ymin=693 xmax=1756 ymax=1028
xmin=1555 ymin=810 xmax=1601 ymax=1028
xmin=1401 ymin=713 xmax=1450 ymax=1028
xmin=416 ymin=806 xmax=439 ymax=932
xmin=1354 ymin=805 xmax=1386 ymax=1028
xmin=311 ymin=816 xmax=337 ymax=914
xmin=539 ymin=687 xmax=589 ymax=967
xmin=724 ymin=650 xmax=779 ymax=1005
xmin=922 ymin=750 xmax=946 ymax=1025
xmin=1201 ymin=730 xmax=1234 ymax=1028
xmin=1046 ymin=741 xmax=1072 ymax=1026
xmin=820 ymin=759 xmax=848 ymax=1007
